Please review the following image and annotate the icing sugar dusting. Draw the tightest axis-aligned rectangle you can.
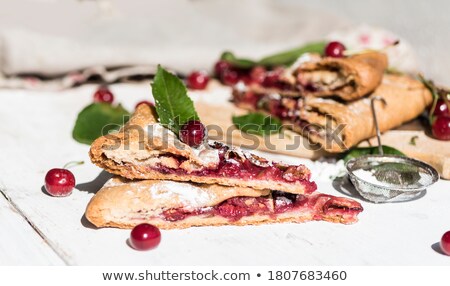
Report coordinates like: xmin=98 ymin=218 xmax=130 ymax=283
xmin=191 ymin=142 xmax=220 ymax=166
xmin=147 ymin=123 xmax=219 ymax=166
xmin=149 ymin=181 xmax=214 ymax=208
xmin=104 ymin=178 xmax=125 ymax=188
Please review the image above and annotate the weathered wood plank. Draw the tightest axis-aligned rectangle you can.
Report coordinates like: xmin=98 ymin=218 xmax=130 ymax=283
xmin=0 ymin=192 xmax=65 ymax=265
xmin=0 ymin=86 xmax=449 ymax=265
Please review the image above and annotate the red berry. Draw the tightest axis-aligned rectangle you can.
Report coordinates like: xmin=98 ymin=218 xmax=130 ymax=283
xmin=135 ymin=100 xmax=154 ymax=109
xmin=432 ymin=116 xmax=450 ymax=140
xmin=440 ymin=231 xmax=450 ymax=255
xmin=45 ymin=169 xmax=75 ymax=197
xmin=187 ymin=71 xmax=209 ymax=90
xmin=130 ymin=223 xmax=161 ymax=251
xmin=325 ymin=41 xmax=346 ymax=58
xmin=250 ymin=66 xmax=266 ymax=84
xmin=221 ymin=69 xmax=239 ymax=86
xmin=214 ymin=60 xmax=232 ymax=77
xmin=262 ymin=72 xmax=280 ymax=87
xmin=179 ymin=120 xmax=206 ymax=147
xmin=433 ymin=99 xmax=449 ymax=117
xmin=93 ymin=86 xmax=114 ymax=103
xmin=239 ymin=74 xmax=253 ymax=85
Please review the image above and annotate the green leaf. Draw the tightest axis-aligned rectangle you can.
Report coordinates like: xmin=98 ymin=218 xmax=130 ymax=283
xmin=343 ymin=145 xmax=405 ymax=163
xmin=258 ymin=41 xmax=327 ymax=67
xmin=232 ymin=113 xmax=282 ymax=136
xmin=151 ymin=65 xmax=199 ymax=133
xmin=72 ymin=103 xmax=130 ymax=145
xmin=219 ymin=41 xmax=327 ymax=69
xmin=220 ymin=51 xmax=256 ymax=69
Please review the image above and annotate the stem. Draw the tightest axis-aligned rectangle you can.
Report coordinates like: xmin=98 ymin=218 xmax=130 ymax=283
xmin=442 ymin=92 xmax=450 ymax=114
xmin=63 ymin=161 xmax=85 ymax=169
xmin=418 ymin=74 xmax=439 ymax=124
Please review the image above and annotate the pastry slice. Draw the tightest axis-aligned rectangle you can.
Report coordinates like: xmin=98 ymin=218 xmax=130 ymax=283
xmin=247 ymin=51 xmax=388 ymax=101
xmin=85 ymin=177 xmax=363 ymax=229
xmin=89 ymin=104 xmax=317 ymax=194
xmin=234 ymin=74 xmax=432 ymax=153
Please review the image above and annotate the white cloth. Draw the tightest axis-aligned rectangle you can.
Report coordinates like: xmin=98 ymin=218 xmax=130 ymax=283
xmin=0 ymin=0 xmax=417 ymax=90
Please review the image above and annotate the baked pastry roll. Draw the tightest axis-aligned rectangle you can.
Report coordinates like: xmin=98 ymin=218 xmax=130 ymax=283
xmin=85 ymin=177 xmax=363 ymax=229
xmin=249 ymin=52 xmax=388 ymax=101
xmin=90 ymin=104 xmax=317 ymax=194
xmin=233 ymin=74 xmax=433 ymax=153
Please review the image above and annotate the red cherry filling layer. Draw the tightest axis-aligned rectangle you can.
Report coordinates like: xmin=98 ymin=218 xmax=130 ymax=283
xmin=149 ymin=143 xmax=316 ymax=193
xmin=160 ymin=191 xmax=363 ymax=222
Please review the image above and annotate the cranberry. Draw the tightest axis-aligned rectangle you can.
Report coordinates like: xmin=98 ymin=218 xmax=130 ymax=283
xmin=324 ymin=41 xmax=346 ymax=58
xmin=433 ymin=99 xmax=449 ymax=117
xmin=432 ymin=116 xmax=450 ymax=140
xmin=93 ymin=86 xmax=114 ymax=103
xmin=130 ymin=223 xmax=161 ymax=250
xmin=187 ymin=71 xmax=209 ymax=90
xmin=214 ymin=60 xmax=232 ymax=77
xmin=44 ymin=169 xmax=76 ymax=197
xmin=221 ymin=69 xmax=239 ymax=86
xmin=441 ymin=231 xmax=450 ymax=255
xmin=179 ymin=120 xmax=206 ymax=147
xmin=250 ymin=66 xmax=266 ymax=84
xmin=135 ymin=100 xmax=154 ymax=109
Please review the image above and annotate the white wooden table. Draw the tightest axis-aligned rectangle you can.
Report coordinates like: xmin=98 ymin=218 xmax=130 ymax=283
xmin=1 ymin=84 xmax=449 ymax=266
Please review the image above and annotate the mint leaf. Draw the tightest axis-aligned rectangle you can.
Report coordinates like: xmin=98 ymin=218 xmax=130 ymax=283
xmin=343 ymin=145 xmax=405 ymax=163
xmin=220 ymin=51 xmax=257 ymax=69
xmin=151 ymin=66 xmax=199 ymax=133
xmin=258 ymin=41 xmax=327 ymax=67
xmin=232 ymin=113 xmax=282 ymax=136
xmin=220 ymin=41 xmax=327 ymax=69
xmin=72 ymin=103 xmax=130 ymax=145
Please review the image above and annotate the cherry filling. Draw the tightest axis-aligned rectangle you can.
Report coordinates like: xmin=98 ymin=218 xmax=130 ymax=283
xmin=215 ymin=196 xmax=272 ymax=220
xmin=160 ymin=191 xmax=363 ymax=222
xmin=148 ymin=143 xmax=316 ymax=193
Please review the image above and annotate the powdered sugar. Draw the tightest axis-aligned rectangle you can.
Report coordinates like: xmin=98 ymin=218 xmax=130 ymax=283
xmin=103 ymin=178 xmax=125 ymax=188
xmin=352 ymin=169 xmax=380 ymax=185
xmin=147 ymin=123 xmax=220 ymax=166
xmin=149 ymin=181 xmax=214 ymax=208
xmin=352 ymin=168 xmax=433 ymax=188
xmin=191 ymin=141 xmax=220 ymax=166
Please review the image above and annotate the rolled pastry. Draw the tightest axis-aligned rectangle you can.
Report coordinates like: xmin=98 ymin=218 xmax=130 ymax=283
xmin=234 ymin=74 xmax=432 ymax=153
xmin=250 ymin=52 xmax=388 ymax=101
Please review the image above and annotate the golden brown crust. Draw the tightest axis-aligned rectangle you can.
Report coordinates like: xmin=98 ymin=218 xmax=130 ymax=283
xmin=89 ymin=104 xmax=315 ymax=194
xmin=85 ymin=177 xmax=362 ymax=229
